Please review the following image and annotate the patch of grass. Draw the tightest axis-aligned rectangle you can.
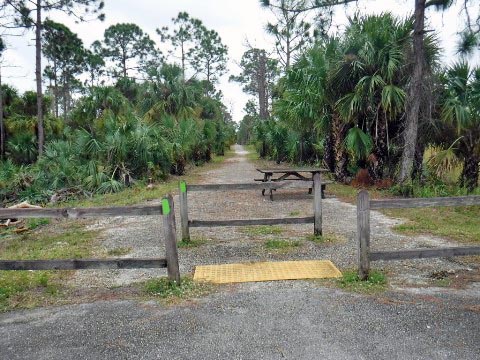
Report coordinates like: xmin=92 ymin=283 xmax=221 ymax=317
xmin=329 ymin=183 xmax=480 ymax=244
xmin=107 ymin=247 xmax=132 ymax=256
xmin=433 ymin=278 xmax=452 ymax=287
xmin=289 ymin=210 xmax=300 ymax=216
xmin=26 ymin=218 xmax=50 ymax=230
xmin=143 ymin=276 xmax=213 ymax=303
xmin=386 ymin=205 xmax=480 ymax=243
xmin=337 ymin=270 xmax=387 ymax=293
xmin=243 ymin=225 xmax=284 ymax=236
xmin=0 ymin=271 xmax=65 ymax=312
xmin=264 ymin=239 xmax=302 ymax=250
xmin=1 ymin=224 xmax=98 ymax=260
xmin=307 ymin=233 xmax=344 ymax=244
xmin=177 ymin=238 xmax=207 ymax=248
xmin=0 ymin=222 xmax=99 ymax=311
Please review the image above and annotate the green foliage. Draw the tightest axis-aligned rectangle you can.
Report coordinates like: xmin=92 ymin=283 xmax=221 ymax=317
xmin=190 ymin=26 xmax=228 ymax=85
xmin=102 ymin=23 xmax=159 ymax=78
xmin=0 ymin=271 xmax=61 ymax=312
xmin=338 ymin=270 xmax=387 ymax=293
xmin=26 ymin=218 xmax=50 ymax=230
xmin=243 ymin=225 xmax=284 ymax=236
xmin=388 ymin=203 xmax=480 ymax=243
xmin=344 ymin=127 xmax=373 ymax=161
xmin=261 ymin=0 xmax=319 ymax=70
xmin=143 ymin=277 xmax=212 ymax=300
xmin=177 ymin=238 xmax=207 ymax=248
xmin=157 ymin=12 xmax=200 ymax=78
xmin=42 ymin=19 xmax=86 ymax=119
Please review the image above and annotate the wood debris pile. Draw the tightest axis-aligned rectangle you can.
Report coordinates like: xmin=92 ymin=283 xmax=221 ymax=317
xmin=0 ymin=201 xmax=42 ymax=233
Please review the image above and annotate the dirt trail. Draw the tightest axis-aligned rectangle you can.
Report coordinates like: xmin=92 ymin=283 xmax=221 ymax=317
xmin=73 ymin=144 xmax=476 ymax=289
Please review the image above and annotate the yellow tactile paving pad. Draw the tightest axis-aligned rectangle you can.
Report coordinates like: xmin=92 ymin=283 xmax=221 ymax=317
xmin=193 ymin=260 xmax=342 ymax=284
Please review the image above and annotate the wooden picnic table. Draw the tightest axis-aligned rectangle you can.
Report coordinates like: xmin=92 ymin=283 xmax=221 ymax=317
xmin=255 ymin=168 xmax=331 ymax=200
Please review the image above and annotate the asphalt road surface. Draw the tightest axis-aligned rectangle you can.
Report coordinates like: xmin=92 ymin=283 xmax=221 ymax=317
xmin=1 ymin=281 xmax=479 ymax=360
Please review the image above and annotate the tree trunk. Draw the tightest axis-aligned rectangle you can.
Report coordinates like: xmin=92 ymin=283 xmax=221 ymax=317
xmin=369 ymin=113 xmax=388 ymax=180
xmin=332 ymin=112 xmax=348 ymax=182
xmin=397 ymin=0 xmax=426 ymax=184
xmin=462 ymin=154 xmax=479 ymax=192
xmin=323 ymin=128 xmax=335 ymax=172
xmin=412 ymin=140 xmax=426 ymax=181
xmin=53 ymin=60 xmax=58 ymax=117
xmin=206 ymin=62 xmax=211 ymax=85
xmin=258 ymin=51 xmax=268 ymax=120
xmin=181 ymin=40 xmax=185 ymax=80
xmin=63 ymin=76 xmax=68 ymax=123
xmin=36 ymin=0 xmax=44 ymax=157
xmin=0 ymin=67 xmax=4 ymax=159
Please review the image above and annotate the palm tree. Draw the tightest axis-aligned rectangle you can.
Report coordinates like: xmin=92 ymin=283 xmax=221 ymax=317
xmin=334 ymin=14 xmax=413 ymax=179
xmin=440 ymin=62 xmax=480 ymax=191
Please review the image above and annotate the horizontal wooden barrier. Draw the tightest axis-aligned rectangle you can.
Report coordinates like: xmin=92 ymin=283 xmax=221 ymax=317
xmin=357 ymin=190 xmax=480 ymax=280
xmin=370 ymin=195 xmax=480 ymax=209
xmin=0 ymin=205 xmax=163 ymax=219
xmin=0 ymin=258 xmax=167 ymax=271
xmin=0 ymin=195 xmax=181 ymax=283
xmin=187 ymin=181 xmax=314 ymax=192
xmin=180 ymin=174 xmax=324 ymax=240
xmin=189 ymin=216 xmax=315 ymax=228
xmin=369 ymin=246 xmax=480 ymax=261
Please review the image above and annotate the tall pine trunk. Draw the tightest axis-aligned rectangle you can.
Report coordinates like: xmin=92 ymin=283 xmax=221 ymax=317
xmin=370 ymin=112 xmax=388 ymax=180
xmin=323 ymin=128 xmax=335 ymax=173
xmin=397 ymin=0 xmax=425 ymax=184
xmin=36 ymin=0 xmax=44 ymax=157
xmin=53 ymin=60 xmax=59 ymax=117
xmin=258 ymin=51 xmax=268 ymax=120
xmin=0 ymin=67 xmax=4 ymax=159
xmin=412 ymin=140 xmax=426 ymax=181
xmin=332 ymin=112 xmax=348 ymax=182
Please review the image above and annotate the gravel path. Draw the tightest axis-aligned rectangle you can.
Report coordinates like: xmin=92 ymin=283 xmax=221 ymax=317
xmin=73 ymin=144 xmax=476 ymax=289
xmin=2 ymin=145 xmax=479 ymax=359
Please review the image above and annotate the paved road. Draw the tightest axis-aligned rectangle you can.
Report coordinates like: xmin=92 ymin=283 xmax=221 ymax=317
xmin=1 ymin=281 xmax=479 ymax=359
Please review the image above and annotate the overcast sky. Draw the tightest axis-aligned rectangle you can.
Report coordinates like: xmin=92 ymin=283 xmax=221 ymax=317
xmin=1 ymin=0 xmax=476 ymax=122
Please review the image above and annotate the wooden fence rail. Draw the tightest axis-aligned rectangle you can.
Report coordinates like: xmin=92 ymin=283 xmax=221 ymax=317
xmin=0 ymin=205 xmax=163 ymax=219
xmin=357 ymin=190 xmax=480 ymax=280
xmin=0 ymin=195 xmax=181 ymax=284
xmin=187 ymin=181 xmax=313 ymax=192
xmin=0 ymin=258 xmax=167 ymax=271
xmin=189 ymin=217 xmax=314 ymax=228
xmin=178 ymin=174 xmax=324 ymax=241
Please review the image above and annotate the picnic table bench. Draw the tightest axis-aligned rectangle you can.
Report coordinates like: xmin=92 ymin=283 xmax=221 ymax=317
xmin=255 ymin=168 xmax=331 ymax=200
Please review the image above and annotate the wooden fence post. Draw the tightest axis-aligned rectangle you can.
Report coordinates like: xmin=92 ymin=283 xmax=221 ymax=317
xmin=357 ymin=190 xmax=371 ymax=280
xmin=313 ymin=173 xmax=322 ymax=236
xmin=162 ymin=194 xmax=181 ymax=284
xmin=179 ymin=181 xmax=190 ymax=242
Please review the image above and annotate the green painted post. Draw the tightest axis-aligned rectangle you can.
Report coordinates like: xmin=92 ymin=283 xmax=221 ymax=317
xmin=162 ymin=194 xmax=180 ymax=284
xmin=179 ymin=181 xmax=190 ymax=241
